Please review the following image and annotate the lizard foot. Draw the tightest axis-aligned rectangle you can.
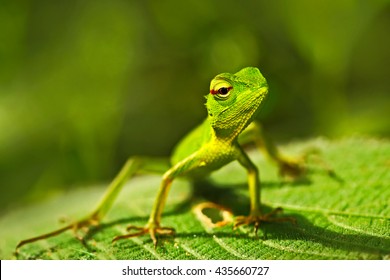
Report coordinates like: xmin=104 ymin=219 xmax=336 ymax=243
xmin=234 ymin=207 xmax=296 ymax=235
xmin=15 ymin=214 xmax=101 ymax=252
xmin=112 ymin=223 xmax=175 ymax=248
xmin=278 ymin=157 xmax=306 ymax=180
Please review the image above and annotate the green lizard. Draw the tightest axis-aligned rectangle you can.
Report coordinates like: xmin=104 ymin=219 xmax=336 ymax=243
xmin=16 ymin=67 xmax=303 ymax=250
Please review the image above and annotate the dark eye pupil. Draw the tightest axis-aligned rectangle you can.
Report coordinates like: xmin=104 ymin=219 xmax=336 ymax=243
xmin=218 ymin=87 xmax=228 ymax=95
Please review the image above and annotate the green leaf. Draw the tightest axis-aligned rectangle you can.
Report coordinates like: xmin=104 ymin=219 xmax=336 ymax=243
xmin=1 ymin=137 xmax=389 ymax=260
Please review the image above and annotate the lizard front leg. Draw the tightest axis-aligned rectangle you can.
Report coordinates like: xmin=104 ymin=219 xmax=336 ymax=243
xmin=112 ymin=175 xmax=175 ymax=247
xmin=112 ymin=153 xmax=199 ymax=247
xmin=239 ymin=122 xmax=306 ymax=180
xmin=234 ymin=145 xmax=295 ymax=234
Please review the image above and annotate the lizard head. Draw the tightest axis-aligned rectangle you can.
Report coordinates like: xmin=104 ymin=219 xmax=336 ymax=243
xmin=206 ymin=67 xmax=268 ymax=140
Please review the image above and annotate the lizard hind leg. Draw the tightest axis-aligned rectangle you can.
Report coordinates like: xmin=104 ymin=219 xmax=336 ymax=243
xmin=15 ymin=215 xmax=100 ymax=253
xmin=15 ymin=156 xmax=170 ymax=253
xmin=239 ymin=122 xmax=306 ymax=180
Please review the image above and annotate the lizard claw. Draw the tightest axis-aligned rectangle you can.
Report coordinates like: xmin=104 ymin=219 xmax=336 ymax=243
xmin=234 ymin=207 xmax=296 ymax=235
xmin=112 ymin=223 xmax=175 ymax=248
xmin=15 ymin=214 xmax=101 ymax=252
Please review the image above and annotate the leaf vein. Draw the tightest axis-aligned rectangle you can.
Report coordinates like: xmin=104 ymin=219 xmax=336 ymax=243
xmin=212 ymin=235 xmax=249 ymax=259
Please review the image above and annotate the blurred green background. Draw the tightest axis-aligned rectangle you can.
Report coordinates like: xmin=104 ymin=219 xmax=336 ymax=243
xmin=1 ymin=0 xmax=389 ymax=213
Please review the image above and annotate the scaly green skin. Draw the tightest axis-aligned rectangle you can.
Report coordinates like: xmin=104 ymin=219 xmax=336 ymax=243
xmin=16 ymin=67 xmax=302 ymax=250
xmin=141 ymin=67 xmax=269 ymax=241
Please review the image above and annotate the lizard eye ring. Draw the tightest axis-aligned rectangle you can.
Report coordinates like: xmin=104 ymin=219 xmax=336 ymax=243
xmin=210 ymin=81 xmax=232 ymax=100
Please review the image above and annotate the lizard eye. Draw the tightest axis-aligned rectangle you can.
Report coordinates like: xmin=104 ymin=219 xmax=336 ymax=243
xmin=218 ymin=87 xmax=230 ymax=95
xmin=210 ymin=81 xmax=232 ymax=100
